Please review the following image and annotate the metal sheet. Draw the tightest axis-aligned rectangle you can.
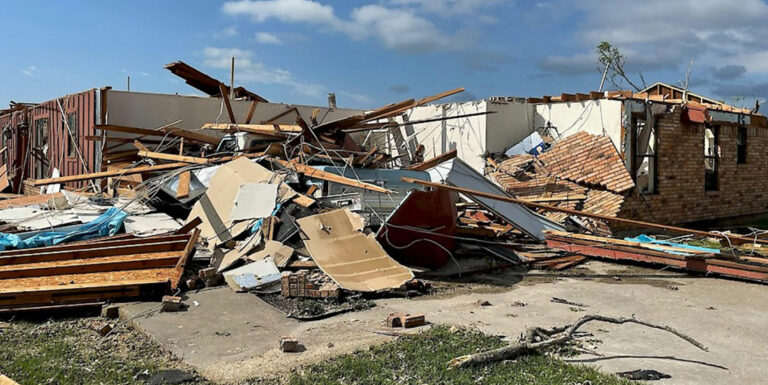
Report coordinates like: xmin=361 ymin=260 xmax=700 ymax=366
xmin=445 ymin=158 xmax=565 ymax=241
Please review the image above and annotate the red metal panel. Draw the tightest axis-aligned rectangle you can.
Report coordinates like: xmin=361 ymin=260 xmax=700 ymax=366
xmin=22 ymin=89 xmax=98 ymax=190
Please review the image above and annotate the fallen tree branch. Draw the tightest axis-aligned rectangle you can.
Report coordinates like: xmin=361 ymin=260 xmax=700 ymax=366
xmin=448 ymin=314 xmax=707 ymax=368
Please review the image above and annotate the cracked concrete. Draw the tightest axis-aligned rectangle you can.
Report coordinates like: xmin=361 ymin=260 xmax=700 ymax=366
xmin=120 ymin=261 xmax=768 ymax=384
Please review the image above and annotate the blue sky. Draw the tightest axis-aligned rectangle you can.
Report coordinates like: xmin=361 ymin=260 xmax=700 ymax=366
xmin=4 ymin=0 xmax=768 ymax=109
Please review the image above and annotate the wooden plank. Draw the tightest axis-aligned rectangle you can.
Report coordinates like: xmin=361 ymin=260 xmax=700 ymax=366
xmin=0 ymin=193 xmax=63 ymax=209
xmin=275 ymin=159 xmax=394 ymax=194
xmin=202 ymin=123 xmax=302 ymax=133
xmin=171 ymin=228 xmax=199 ymax=289
xmin=292 ymin=194 xmax=315 ymax=208
xmin=0 ymin=239 xmax=189 ymax=266
xmin=138 ymin=151 xmax=209 ymax=164
xmin=402 ymin=177 xmax=768 ymax=246
xmin=218 ymin=83 xmax=237 ymax=124
xmin=30 ymin=163 xmax=187 ymax=186
xmin=405 ymin=149 xmax=457 ymax=171
xmin=0 ymin=164 xmax=9 ymax=192
xmin=0 ymin=253 xmax=181 ymax=279
xmin=0 ymin=301 xmax=105 ymax=314
xmin=522 ymin=194 xmax=587 ymax=203
xmin=244 ymin=100 xmax=259 ymax=124
xmin=175 ymin=217 xmax=202 ymax=234
xmin=133 ymin=140 xmax=149 ymax=152
xmin=176 ymin=171 xmax=191 ymax=199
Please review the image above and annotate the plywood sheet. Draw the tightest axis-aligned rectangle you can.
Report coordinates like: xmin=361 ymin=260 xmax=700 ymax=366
xmin=296 ymin=208 xmax=413 ymax=292
xmin=0 ymin=268 xmax=174 ymax=293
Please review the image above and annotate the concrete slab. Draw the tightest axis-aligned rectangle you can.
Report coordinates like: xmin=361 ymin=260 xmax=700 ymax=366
xmin=121 ymin=261 xmax=768 ymax=384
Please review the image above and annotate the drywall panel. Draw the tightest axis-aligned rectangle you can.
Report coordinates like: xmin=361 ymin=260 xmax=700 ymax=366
xmin=485 ymin=100 xmax=536 ymax=154
xmin=392 ymin=101 xmax=488 ymax=173
xmin=532 ymin=99 xmax=623 ymax=149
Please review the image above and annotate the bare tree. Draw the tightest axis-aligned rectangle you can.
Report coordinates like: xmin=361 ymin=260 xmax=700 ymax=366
xmin=596 ymin=42 xmax=646 ymax=92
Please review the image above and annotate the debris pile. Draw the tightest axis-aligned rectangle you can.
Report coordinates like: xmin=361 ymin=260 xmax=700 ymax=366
xmin=3 ymin=62 xmax=768 ymax=318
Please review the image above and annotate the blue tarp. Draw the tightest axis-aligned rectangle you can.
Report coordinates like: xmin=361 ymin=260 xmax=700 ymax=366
xmin=624 ymin=234 xmax=720 ymax=256
xmin=250 ymin=203 xmax=282 ymax=234
xmin=0 ymin=207 xmax=127 ymax=251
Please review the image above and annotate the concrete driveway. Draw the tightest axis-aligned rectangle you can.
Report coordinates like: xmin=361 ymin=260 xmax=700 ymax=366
xmin=121 ymin=261 xmax=768 ymax=384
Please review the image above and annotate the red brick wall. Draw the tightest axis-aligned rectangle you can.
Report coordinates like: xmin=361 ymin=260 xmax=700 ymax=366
xmin=618 ymin=106 xmax=768 ymax=226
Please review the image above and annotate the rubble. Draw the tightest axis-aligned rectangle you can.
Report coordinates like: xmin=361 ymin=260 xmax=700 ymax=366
xmin=0 ymin=57 xmax=767 ymax=332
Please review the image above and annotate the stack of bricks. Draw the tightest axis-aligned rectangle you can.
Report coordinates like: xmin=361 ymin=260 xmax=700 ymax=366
xmin=281 ymin=270 xmax=341 ymax=299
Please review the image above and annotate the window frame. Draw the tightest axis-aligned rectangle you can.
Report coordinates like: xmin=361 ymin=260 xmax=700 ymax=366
xmin=630 ymin=115 xmax=659 ymax=194
xmin=66 ymin=112 xmax=78 ymax=158
xmin=704 ymin=124 xmax=720 ymax=191
xmin=737 ymin=126 xmax=747 ymax=165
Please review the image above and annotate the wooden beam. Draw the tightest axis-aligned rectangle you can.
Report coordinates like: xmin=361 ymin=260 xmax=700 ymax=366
xmin=201 ymin=123 xmax=301 ymax=134
xmin=274 ymin=159 xmax=394 ymax=194
xmin=0 ymin=253 xmax=181 ymax=280
xmin=560 ymin=93 xmax=576 ymax=102
xmin=218 ymin=83 xmax=237 ymax=124
xmin=176 ymin=217 xmax=202 ymax=234
xmin=31 ymin=163 xmax=188 ymax=187
xmin=244 ymin=100 xmax=259 ymax=124
xmin=0 ymin=239 xmax=189 ymax=266
xmin=401 ymin=177 xmax=768 ymax=246
xmin=575 ymin=93 xmax=591 ymax=101
xmin=176 ymin=171 xmax=191 ymax=199
xmin=133 ymin=140 xmax=149 ymax=152
xmin=405 ymin=149 xmax=457 ymax=171
xmin=138 ymin=151 xmax=209 ymax=164
xmin=589 ymin=91 xmax=603 ymax=100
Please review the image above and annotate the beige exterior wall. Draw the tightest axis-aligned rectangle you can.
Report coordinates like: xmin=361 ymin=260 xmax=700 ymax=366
xmin=485 ymin=100 xmax=535 ymax=154
xmin=105 ymin=90 xmax=362 ymax=130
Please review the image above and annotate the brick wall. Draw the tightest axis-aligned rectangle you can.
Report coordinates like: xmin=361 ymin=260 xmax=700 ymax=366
xmin=618 ymin=106 xmax=768 ymax=226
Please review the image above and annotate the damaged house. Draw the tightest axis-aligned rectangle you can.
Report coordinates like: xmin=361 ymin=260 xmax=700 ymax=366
xmin=0 ymin=61 xmax=363 ymax=194
xmin=391 ymin=82 xmax=768 ymax=230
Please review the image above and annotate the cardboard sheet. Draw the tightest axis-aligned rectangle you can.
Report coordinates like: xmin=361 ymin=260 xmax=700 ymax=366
xmin=187 ymin=157 xmax=285 ymax=249
xmin=247 ymin=240 xmax=294 ymax=268
xmin=296 ymin=208 xmax=413 ymax=292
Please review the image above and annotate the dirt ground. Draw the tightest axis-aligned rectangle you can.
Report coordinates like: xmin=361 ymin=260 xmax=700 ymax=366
xmin=121 ymin=260 xmax=768 ymax=384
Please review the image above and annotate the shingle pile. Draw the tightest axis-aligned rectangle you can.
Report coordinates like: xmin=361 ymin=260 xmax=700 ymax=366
xmin=491 ymin=131 xmax=633 ymax=235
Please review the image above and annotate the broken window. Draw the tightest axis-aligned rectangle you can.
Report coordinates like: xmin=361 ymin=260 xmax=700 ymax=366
xmin=34 ymin=118 xmax=50 ymax=178
xmin=66 ymin=112 xmax=77 ymax=157
xmin=704 ymin=124 xmax=719 ymax=191
xmin=737 ymin=126 xmax=747 ymax=164
xmin=631 ymin=116 xmax=657 ymax=194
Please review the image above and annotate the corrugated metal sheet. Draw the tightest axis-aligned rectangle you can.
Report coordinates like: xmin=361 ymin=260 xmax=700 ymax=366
xmin=0 ymin=89 xmax=99 ymax=191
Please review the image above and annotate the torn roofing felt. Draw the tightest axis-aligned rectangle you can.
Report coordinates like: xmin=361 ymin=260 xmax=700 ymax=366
xmin=445 ymin=158 xmax=565 ymax=241
xmin=296 ymin=208 xmax=414 ymax=292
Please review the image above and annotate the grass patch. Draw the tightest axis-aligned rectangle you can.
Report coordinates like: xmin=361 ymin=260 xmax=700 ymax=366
xmin=276 ymin=326 xmax=635 ymax=385
xmin=0 ymin=317 xmax=206 ymax=385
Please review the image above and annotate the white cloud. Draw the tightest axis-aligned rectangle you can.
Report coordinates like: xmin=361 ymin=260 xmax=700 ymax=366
xmin=221 ymin=0 xmax=456 ymax=53
xmin=214 ymin=26 xmax=239 ymax=38
xmin=203 ymin=46 xmax=326 ymax=98
xmin=256 ymin=32 xmax=283 ymax=44
xmin=387 ymin=0 xmax=504 ymax=16
xmin=538 ymin=0 xmax=768 ymax=77
xmin=21 ymin=66 xmax=38 ymax=77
